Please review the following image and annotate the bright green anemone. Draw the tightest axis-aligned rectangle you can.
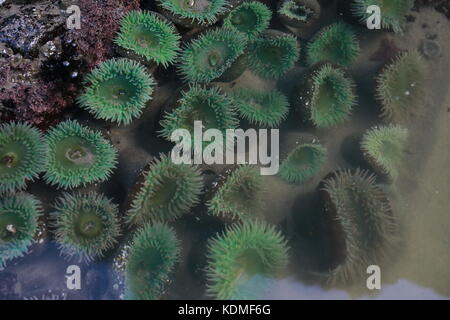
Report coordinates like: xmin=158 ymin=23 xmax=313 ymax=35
xmin=361 ymin=125 xmax=409 ymax=180
xmin=44 ymin=120 xmax=118 ymax=189
xmin=127 ymin=154 xmax=203 ymax=226
xmin=126 ymin=223 xmax=180 ymax=300
xmin=247 ymin=31 xmax=300 ymax=79
xmin=159 ymin=85 xmax=238 ymax=149
xmin=115 ymin=11 xmax=181 ymax=67
xmin=178 ymin=28 xmax=248 ymax=83
xmin=279 ymin=143 xmax=327 ymax=184
xmin=231 ymin=88 xmax=290 ymax=128
xmin=223 ymin=1 xmax=272 ymax=39
xmin=376 ymin=50 xmax=426 ymax=122
xmin=0 ymin=193 xmax=42 ymax=269
xmin=0 ymin=122 xmax=47 ymax=194
xmin=352 ymin=0 xmax=414 ymax=33
xmin=78 ymin=58 xmax=155 ymax=125
xmin=206 ymin=221 xmax=289 ymax=300
xmin=306 ymin=22 xmax=360 ymax=66
xmin=320 ymin=169 xmax=398 ymax=284
xmin=207 ymin=166 xmax=264 ymax=222
xmin=157 ymin=0 xmax=228 ymax=27
xmin=52 ymin=192 xmax=121 ymax=262
xmin=298 ymin=63 xmax=357 ymax=128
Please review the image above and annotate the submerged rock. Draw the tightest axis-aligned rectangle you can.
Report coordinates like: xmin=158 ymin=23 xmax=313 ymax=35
xmin=0 ymin=1 xmax=65 ymax=57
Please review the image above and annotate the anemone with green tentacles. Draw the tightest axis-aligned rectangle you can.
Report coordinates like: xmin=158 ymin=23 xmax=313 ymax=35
xmin=207 ymin=166 xmax=264 ymax=222
xmin=159 ymin=85 xmax=238 ymax=149
xmin=279 ymin=143 xmax=327 ymax=184
xmin=361 ymin=125 xmax=408 ymax=180
xmin=247 ymin=30 xmax=300 ymax=79
xmin=44 ymin=120 xmax=118 ymax=189
xmin=376 ymin=51 xmax=427 ymax=122
xmin=178 ymin=28 xmax=247 ymax=83
xmin=77 ymin=58 xmax=155 ymax=125
xmin=0 ymin=193 xmax=42 ymax=269
xmin=320 ymin=169 xmax=399 ymax=284
xmin=223 ymin=2 xmax=272 ymax=39
xmin=306 ymin=22 xmax=360 ymax=66
xmin=114 ymin=11 xmax=181 ymax=67
xmin=296 ymin=63 xmax=357 ymax=128
xmin=352 ymin=0 xmax=414 ymax=33
xmin=206 ymin=220 xmax=289 ymax=300
xmin=277 ymin=0 xmax=321 ymax=29
xmin=156 ymin=0 xmax=229 ymax=28
xmin=231 ymin=88 xmax=289 ymax=128
xmin=127 ymin=154 xmax=203 ymax=226
xmin=126 ymin=223 xmax=180 ymax=300
xmin=51 ymin=192 xmax=121 ymax=262
xmin=0 ymin=122 xmax=47 ymax=194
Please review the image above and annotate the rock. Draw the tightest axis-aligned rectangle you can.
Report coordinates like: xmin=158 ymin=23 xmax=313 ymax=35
xmin=0 ymin=1 xmax=65 ymax=57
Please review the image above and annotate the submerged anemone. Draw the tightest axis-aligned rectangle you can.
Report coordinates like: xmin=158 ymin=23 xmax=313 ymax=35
xmin=320 ymin=169 xmax=399 ymax=284
xmin=352 ymin=0 xmax=414 ymax=33
xmin=247 ymin=30 xmax=300 ymax=79
xmin=114 ymin=11 xmax=181 ymax=67
xmin=0 ymin=193 xmax=42 ymax=269
xmin=0 ymin=122 xmax=47 ymax=194
xmin=306 ymin=22 xmax=360 ymax=66
xmin=51 ymin=192 xmax=121 ymax=262
xmin=277 ymin=0 xmax=321 ymax=29
xmin=206 ymin=221 xmax=289 ymax=300
xmin=296 ymin=63 xmax=357 ymax=128
xmin=361 ymin=125 xmax=409 ymax=180
xmin=126 ymin=223 xmax=180 ymax=300
xmin=44 ymin=120 xmax=118 ymax=189
xmin=279 ymin=143 xmax=327 ymax=184
xmin=159 ymin=85 xmax=238 ymax=148
xmin=77 ymin=58 xmax=155 ymax=125
xmin=223 ymin=1 xmax=272 ymax=39
xmin=231 ymin=88 xmax=289 ymax=128
xmin=178 ymin=28 xmax=247 ymax=83
xmin=207 ymin=166 xmax=264 ymax=222
xmin=127 ymin=154 xmax=203 ymax=226
xmin=156 ymin=0 xmax=228 ymax=28
xmin=376 ymin=50 xmax=427 ymax=122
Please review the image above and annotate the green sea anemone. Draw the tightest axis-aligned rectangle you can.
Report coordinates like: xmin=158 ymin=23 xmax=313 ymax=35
xmin=44 ymin=120 xmax=118 ymax=189
xmin=126 ymin=223 xmax=180 ymax=300
xmin=361 ymin=125 xmax=409 ymax=180
xmin=159 ymin=85 xmax=238 ymax=147
xmin=247 ymin=30 xmax=300 ymax=79
xmin=223 ymin=2 xmax=272 ymax=39
xmin=51 ymin=192 xmax=121 ymax=262
xmin=306 ymin=22 xmax=360 ymax=66
xmin=207 ymin=166 xmax=264 ymax=222
xmin=114 ymin=11 xmax=181 ymax=67
xmin=0 ymin=122 xmax=47 ymax=194
xmin=279 ymin=143 xmax=327 ymax=184
xmin=231 ymin=88 xmax=289 ymax=128
xmin=127 ymin=154 xmax=203 ymax=226
xmin=376 ymin=51 xmax=427 ymax=122
xmin=206 ymin=221 xmax=289 ymax=299
xmin=351 ymin=0 xmax=414 ymax=33
xmin=277 ymin=0 xmax=321 ymax=29
xmin=178 ymin=28 xmax=247 ymax=83
xmin=156 ymin=0 xmax=228 ymax=28
xmin=296 ymin=63 xmax=357 ymax=128
xmin=320 ymin=169 xmax=399 ymax=284
xmin=77 ymin=58 xmax=155 ymax=125
xmin=0 ymin=193 xmax=42 ymax=269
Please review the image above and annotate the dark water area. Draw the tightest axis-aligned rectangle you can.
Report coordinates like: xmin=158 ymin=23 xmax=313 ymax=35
xmin=1 ymin=0 xmax=449 ymax=300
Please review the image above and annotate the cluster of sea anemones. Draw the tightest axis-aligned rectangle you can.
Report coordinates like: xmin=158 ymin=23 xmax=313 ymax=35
xmin=0 ymin=0 xmax=430 ymax=300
